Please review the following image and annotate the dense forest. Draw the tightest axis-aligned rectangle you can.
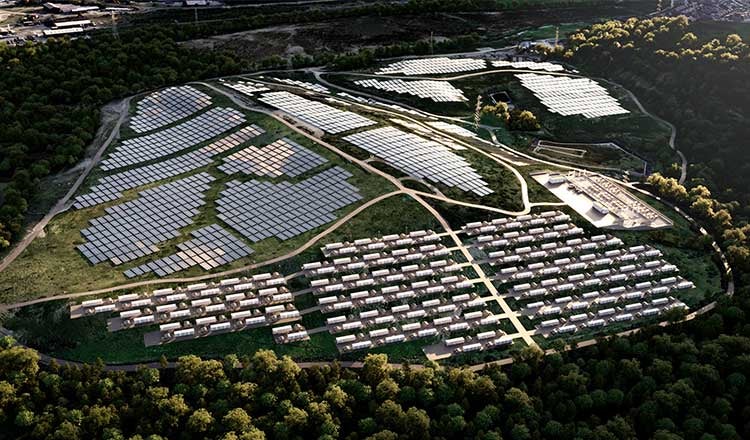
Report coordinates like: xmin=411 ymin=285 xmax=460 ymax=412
xmin=553 ymin=16 xmax=750 ymax=219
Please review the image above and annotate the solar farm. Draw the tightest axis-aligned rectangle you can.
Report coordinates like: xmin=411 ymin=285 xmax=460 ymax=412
xmin=216 ymin=167 xmax=363 ymax=242
xmin=426 ymin=121 xmax=478 ymax=138
xmin=220 ymin=79 xmax=270 ymax=96
xmin=258 ymin=91 xmax=376 ymax=134
xmin=128 ymin=86 xmax=212 ymax=134
xmin=100 ymin=107 xmax=247 ymax=171
xmin=218 ymin=138 xmax=328 ymax=178
xmin=77 ymin=173 xmax=215 ymax=266
xmin=490 ymin=60 xmax=566 ymax=72
xmin=375 ymin=57 xmax=488 ymax=75
xmin=124 ymin=224 xmax=255 ymax=278
xmin=1 ymin=55 xmax=724 ymax=367
xmin=271 ymin=77 xmax=330 ymax=94
xmin=35 ymin=83 xmax=394 ymax=290
xmin=74 ymin=125 xmax=265 ymax=208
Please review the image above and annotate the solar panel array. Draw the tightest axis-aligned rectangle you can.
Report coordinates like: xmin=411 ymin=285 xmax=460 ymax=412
xmin=354 ymin=79 xmax=467 ymax=102
xmin=217 ymin=166 xmax=362 ymax=242
xmin=258 ymin=91 xmax=376 ymax=134
xmin=129 ymin=86 xmax=213 ymax=133
xmin=74 ymin=125 xmax=265 ymax=209
xmin=124 ymin=224 xmax=254 ymax=278
xmin=71 ymin=273 xmax=304 ymax=347
xmin=273 ymin=78 xmax=330 ymax=93
xmin=491 ymin=60 xmax=565 ymax=72
xmin=101 ymin=107 xmax=246 ymax=171
xmin=343 ymin=127 xmax=493 ymax=196
xmin=77 ymin=173 xmax=214 ymax=266
xmin=376 ymin=57 xmax=487 ymax=75
xmin=221 ymin=79 xmax=271 ymax=96
xmin=515 ymin=73 xmax=629 ymax=118
xmin=218 ymin=137 xmax=328 ymax=178
xmin=427 ymin=121 xmax=477 ymax=138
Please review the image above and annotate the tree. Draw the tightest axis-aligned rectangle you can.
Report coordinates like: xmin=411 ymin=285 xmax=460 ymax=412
xmin=53 ymin=421 xmax=81 ymax=440
xmin=283 ymin=406 xmax=308 ymax=431
xmin=508 ymin=110 xmax=540 ymax=131
xmin=376 ymin=400 xmax=406 ymax=432
xmin=363 ymin=354 xmax=391 ymax=386
xmin=323 ymin=384 xmax=348 ymax=410
xmin=175 ymin=355 xmax=225 ymax=386
xmin=376 ymin=378 xmax=400 ymax=401
xmin=403 ymin=407 xmax=430 ymax=440
xmin=223 ymin=408 xmax=252 ymax=433
xmin=510 ymin=424 xmax=531 ymax=440
xmin=187 ymin=408 xmax=214 ymax=433
xmin=0 ymin=344 xmax=39 ymax=385
xmin=15 ymin=409 xmax=34 ymax=428
xmin=482 ymin=102 xmax=510 ymax=123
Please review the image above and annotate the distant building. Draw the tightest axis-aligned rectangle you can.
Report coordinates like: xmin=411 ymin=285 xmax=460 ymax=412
xmin=43 ymin=27 xmax=84 ymax=37
xmin=51 ymin=19 xmax=92 ymax=29
xmin=42 ymin=2 xmax=99 ymax=14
